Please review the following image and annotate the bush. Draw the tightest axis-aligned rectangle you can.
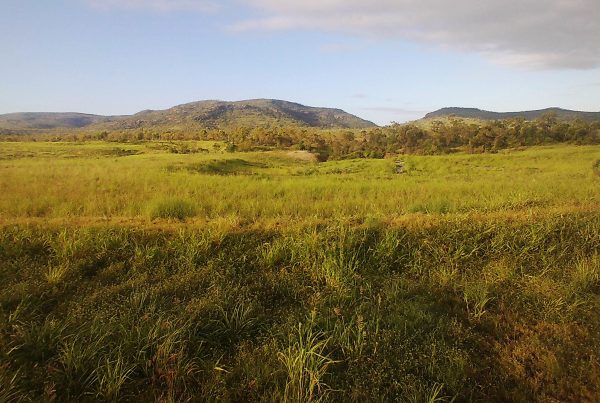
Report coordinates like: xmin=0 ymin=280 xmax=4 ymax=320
xmin=148 ymin=198 xmax=197 ymax=221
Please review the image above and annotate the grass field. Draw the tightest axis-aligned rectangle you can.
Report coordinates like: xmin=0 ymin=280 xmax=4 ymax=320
xmin=0 ymin=141 xmax=598 ymax=224
xmin=0 ymin=141 xmax=599 ymax=401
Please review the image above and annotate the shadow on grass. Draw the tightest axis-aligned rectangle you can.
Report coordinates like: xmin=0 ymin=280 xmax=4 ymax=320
xmin=185 ymin=159 xmax=268 ymax=175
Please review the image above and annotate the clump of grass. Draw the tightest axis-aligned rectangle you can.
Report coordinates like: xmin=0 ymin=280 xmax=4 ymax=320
xmin=278 ymin=315 xmax=336 ymax=402
xmin=312 ymin=229 xmax=362 ymax=289
xmin=7 ymin=298 xmax=33 ymax=325
xmin=10 ymin=319 xmax=67 ymax=364
xmin=148 ymin=198 xmax=197 ymax=221
xmin=150 ymin=328 xmax=198 ymax=401
xmin=463 ymin=283 xmax=493 ymax=320
xmin=259 ymin=239 xmax=292 ymax=269
xmin=317 ymin=251 xmax=358 ymax=289
xmin=210 ymin=302 xmax=259 ymax=344
xmin=408 ymin=382 xmax=453 ymax=403
xmin=58 ymin=337 xmax=101 ymax=394
xmin=45 ymin=265 xmax=69 ymax=285
xmin=408 ymin=199 xmax=452 ymax=214
xmin=571 ymin=254 xmax=599 ymax=293
xmin=95 ymin=353 xmax=135 ymax=402
xmin=434 ymin=264 xmax=459 ymax=287
xmin=0 ymin=365 xmax=21 ymax=403
xmin=332 ymin=314 xmax=369 ymax=359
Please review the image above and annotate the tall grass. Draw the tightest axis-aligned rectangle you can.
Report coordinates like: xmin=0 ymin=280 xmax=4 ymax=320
xmin=0 ymin=141 xmax=598 ymax=401
xmin=0 ymin=366 xmax=21 ymax=403
xmin=279 ymin=317 xmax=336 ymax=402
xmin=571 ymin=253 xmax=599 ymax=293
xmin=96 ymin=353 xmax=135 ymax=402
xmin=148 ymin=198 xmax=197 ymax=221
xmin=0 ymin=212 xmax=597 ymax=400
xmin=0 ymin=142 xmax=597 ymax=223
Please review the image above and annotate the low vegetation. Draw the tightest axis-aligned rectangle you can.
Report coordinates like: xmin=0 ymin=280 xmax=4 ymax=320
xmin=0 ymin=140 xmax=598 ymax=401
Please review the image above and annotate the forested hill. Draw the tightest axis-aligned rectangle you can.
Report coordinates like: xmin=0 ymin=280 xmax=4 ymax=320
xmin=110 ymin=99 xmax=376 ymax=130
xmin=424 ymin=107 xmax=600 ymax=121
xmin=0 ymin=99 xmax=376 ymax=131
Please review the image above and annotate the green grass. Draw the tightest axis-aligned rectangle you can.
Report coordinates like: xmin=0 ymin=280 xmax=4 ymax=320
xmin=148 ymin=198 xmax=197 ymax=221
xmin=0 ymin=142 xmax=598 ymax=224
xmin=0 ymin=216 xmax=598 ymax=401
xmin=279 ymin=316 xmax=337 ymax=402
xmin=0 ymin=141 xmax=599 ymax=401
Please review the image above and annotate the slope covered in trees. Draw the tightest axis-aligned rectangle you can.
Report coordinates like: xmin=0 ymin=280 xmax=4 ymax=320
xmin=0 ymin=99 xmax=376 ymax=132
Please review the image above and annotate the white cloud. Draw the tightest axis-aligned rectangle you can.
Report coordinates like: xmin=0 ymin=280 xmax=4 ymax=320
xmin=88 ymin=0 xmax=219 ymax=13
xmin=233 ymin=0 xmax=600 ymax=69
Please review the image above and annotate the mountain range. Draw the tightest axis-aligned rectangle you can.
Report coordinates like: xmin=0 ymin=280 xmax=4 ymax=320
xmin=0 ymin=99 xmax=375 ymax=131
xmin=0 ymin=112 xmax=118 ymax=130
xmin=424 ymin=107 xmax=600 ymax=122
xmin=1 ymin=101 xmax=599 ymax=132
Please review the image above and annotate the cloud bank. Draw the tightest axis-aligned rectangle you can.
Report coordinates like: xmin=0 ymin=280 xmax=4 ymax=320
xmin=86 ymin=0 xmax=600 ymax=69
xmin=234 ymin=0 xmax=600 ymax=70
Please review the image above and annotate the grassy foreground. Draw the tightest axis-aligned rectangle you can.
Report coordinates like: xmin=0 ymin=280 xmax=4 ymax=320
xmin=0 ymin=142 xmax=599 ymax=401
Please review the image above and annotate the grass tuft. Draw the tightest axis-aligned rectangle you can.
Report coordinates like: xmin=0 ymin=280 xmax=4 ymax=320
xmin=0 ymin=366 xmax=22 ymax=403
xmin=278 ymin=317 xmax=336 ymax=402
xmin=571 ymin=254 xmax=599 ymax=293
xmin=463 ymin=282 xmax=493 ymax=320
xmin=148 ymin=198 xmax=197 ymax=221
xmin=45 ymin=265 xmax=69 ymax=285
xmin=95 ymin=353 xmax=135 ymax=402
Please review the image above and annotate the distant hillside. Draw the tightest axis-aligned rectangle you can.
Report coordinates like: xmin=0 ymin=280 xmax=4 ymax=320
xmin=0 ymin=112 xmax=117 ymax=130
xmin=424 ymin=107 xmax=600 ymax=122
xmin=0 ymin=100 xmax=376 ymax=132
xmin=102 ymin=99 xmax=376 ymax=130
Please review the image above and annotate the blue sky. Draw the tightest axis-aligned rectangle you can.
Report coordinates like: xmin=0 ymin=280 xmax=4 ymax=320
xmin=1 ymin=0 xmax=599 ymax=124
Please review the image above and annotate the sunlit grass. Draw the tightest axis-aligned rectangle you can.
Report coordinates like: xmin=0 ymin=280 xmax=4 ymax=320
xmin=0 ymin=141 xmax=598 ymax=401
xmin=0 ymin=142 xmax=597 ymax=224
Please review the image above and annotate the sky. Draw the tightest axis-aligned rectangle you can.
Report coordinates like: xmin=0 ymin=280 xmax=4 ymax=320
xmin=1 ymin=0 xmax=599 ymax=124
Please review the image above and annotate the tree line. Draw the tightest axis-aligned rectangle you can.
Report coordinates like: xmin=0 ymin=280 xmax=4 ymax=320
xmin=2 ymin=112 xmax=599 ymax=160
